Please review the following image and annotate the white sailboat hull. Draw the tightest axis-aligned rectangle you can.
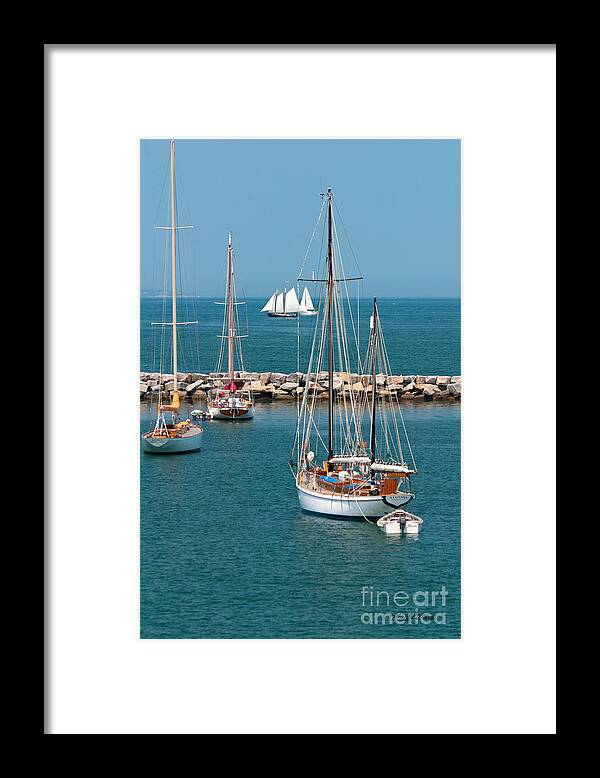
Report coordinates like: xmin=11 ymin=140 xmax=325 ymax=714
xmin=208 ymin=404 xmax=254 ymax=421
xmin=142 ymin=427 xmax=203 ymax=454
xmin=296 ymin=482 xmax=413 ymax=519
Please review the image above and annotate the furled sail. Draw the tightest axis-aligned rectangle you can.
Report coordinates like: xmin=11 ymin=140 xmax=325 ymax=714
xmin=261 ymin=292 xmax=277 ymax=313
xmin=370 ymin=463 xmax=415 ymax=474
xmin=284 ymin=287 xmax=300 ymax=313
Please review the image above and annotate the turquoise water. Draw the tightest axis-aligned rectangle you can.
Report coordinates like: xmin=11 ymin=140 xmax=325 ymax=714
xmin=140 ymin=297 xmax=460 ymax=377
xmin=140 ymin=401 xmax=460 ymax=638
xmin=140 ymin=298 xmax=461 ymax=639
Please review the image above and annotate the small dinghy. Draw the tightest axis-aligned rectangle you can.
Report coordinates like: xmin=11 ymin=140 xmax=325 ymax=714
xmin=190 ymin=408 xmax=210 ymax=420
xmin=377 ymin=510 xmax=423 ymax=535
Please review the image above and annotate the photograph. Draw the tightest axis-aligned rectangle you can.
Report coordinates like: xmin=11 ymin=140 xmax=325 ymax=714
xmin=139 ymin=138 xmax=461 ymax=638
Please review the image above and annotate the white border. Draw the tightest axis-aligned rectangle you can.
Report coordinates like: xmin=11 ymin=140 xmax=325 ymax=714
xmin=47 ymin=45 xmax=556 ymax=734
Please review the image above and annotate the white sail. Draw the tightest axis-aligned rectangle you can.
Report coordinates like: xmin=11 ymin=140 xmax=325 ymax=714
xmin=285 ymin=287 xmax=300 ymax=313
xmin=300 ymin=286 xmax=315 ymax=312
xmin=261 ymin=292 xmax=277 ymax=313
xmin=274 ymin=292 xmax=285 ymax=313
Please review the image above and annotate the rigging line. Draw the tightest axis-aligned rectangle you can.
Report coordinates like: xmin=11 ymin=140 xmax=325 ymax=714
xmin=332 ymin=196 xmax=363 ymax=278
xmin=378 ymin=318 xmax=407 ymax=464
xmin=302 ymin=298 xmax=328 ymax=465
xmin=297 ymin=197 xmax=326 ymax=282
xmin=331 ymin=212 xmax=363 ymax=378
xmin=378 ymin=321 xmax=404 ymax=464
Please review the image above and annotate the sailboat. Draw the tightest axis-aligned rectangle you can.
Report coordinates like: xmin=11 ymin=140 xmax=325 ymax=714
xmin=261 ymin=286 xmax=300 ymax=318
xmin=207 ymin=233 xmax=255 ymax=420
xmin=142 ymin=140 xmax=203 ymax=453
xmin=298 ymin=286 xmax=318 ymax=316
xmin=291 ymin=189 xmax=417 ymax=518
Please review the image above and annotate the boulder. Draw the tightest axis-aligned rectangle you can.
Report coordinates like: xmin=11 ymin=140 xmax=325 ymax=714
xmin=415 ymin=376 xmax=427 ymax=385
xmin=185 ymin=380 xmax=204 ymax=395
xmin=375 ymin=373 xmax=387 ymax=387
xmin=423 ymin=384 xmax=441 ymax=397
xmin=323 ymin=377 xmax=343 ymax=391
xmin=140 ymin=383 xmax=149 ymax=397
xmin=426 ymin=376 xmax=438 ymax=384
xmin=270 ymin=372 xmax=287 ymax=386
xmin=389 ymin=375 xmax=404 ymax=385
xmin=285 ymin=372 xmax=302 ymax=384
xmin=271 ymin=389 xmax=294 ymax=400
xmin=164 ymin=380 xmax=187 ymax=392
xmin=280 ymin=382 xmax=299 ymax=391
xmin=436 ymin=376 xmax=450 ymax=387
xmin=294 ymin=386 xmax=304 ymax=395
xmin=247 ymin=381 xmax=269 ymax=394
xmin=433 ymin=389 xmax=449 ymax=401
xmin=403 ymin=375 xmax=416 ymax=384
xmin=259 ymin=372 xmax=272 ymax=385
xmin=351 ymin=382 xmax=365 ymax=393
xmin=451 ymin=376 xmax=461 ymax=384
xmin=448 ymin=383 xmax=461 ymax=398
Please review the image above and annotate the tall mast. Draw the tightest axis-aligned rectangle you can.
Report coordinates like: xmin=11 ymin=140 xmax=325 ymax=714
xmin=326 ymin=188 xmax=334 ymax=468
xmin=226 ymin=233 xmax=235 ymax=382
xmin=370 ymin=298 xmax=378 ymax=461
xmin=170 ymin=140 xmax=178 ymax=408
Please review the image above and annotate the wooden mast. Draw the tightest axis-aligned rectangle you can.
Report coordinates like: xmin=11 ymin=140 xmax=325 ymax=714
xmin=170 ymin=139 xmax=179 ymax=415
xmin=226 ymin=233 xmax=235 ymax=384
xmin=370 ymin=297 xmax=378 ymax=461
xmin=326 ymin=188 xmax=334 ymax=468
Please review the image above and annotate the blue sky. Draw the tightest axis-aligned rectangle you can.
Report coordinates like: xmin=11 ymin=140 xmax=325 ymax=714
xmin=140 ymin=139 xmax=460 ymax=298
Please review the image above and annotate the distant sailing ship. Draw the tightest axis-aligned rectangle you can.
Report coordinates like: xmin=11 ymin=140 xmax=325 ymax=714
xmin=142 ymin=140 xmax=203 ymax=453
xmin=298 ymin=286 xmax=318 ymax=316
xmin=207 ymin=234 xmax=255 ymax=420
xmin=291 ymin=189 xmax=417 ymax=518
xmin=261 ymin=286 xmax=300 ymax=318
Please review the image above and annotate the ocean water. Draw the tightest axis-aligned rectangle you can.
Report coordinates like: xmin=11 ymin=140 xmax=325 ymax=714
xmin=140 ymin=297 xmax=460 ymax=377
xmin=140 ymin=297 xmax=461 ymax=639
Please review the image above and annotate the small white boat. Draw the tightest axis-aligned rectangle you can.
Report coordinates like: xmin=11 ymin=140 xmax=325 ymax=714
xmin=377 ymin=510 xmax=423 ymax=535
